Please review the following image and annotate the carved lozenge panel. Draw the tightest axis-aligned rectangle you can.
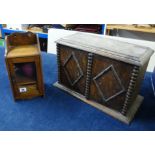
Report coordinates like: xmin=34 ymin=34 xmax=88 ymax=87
xmin=90 ymin=54 xmax=134 ymax=112
xmin=58 ymin=45 xmax=88 ymax=95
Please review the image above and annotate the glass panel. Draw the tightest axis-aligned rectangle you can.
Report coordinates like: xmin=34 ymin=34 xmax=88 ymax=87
xmin=13 ymin=62 xmax=37 ymax=84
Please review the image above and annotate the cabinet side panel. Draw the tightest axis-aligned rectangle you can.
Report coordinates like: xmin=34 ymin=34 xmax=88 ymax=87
xmin=5 ymin=58 xmax=17 ymax=99
xmin=35 ymin=55 xmax=45 ymax=96
xmin=122 ymin=61 xmax=149 ymax=114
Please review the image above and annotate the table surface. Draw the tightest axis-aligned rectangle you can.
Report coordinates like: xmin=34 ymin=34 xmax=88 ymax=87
xmin=107 ymin=24 xmax=155 ymax=34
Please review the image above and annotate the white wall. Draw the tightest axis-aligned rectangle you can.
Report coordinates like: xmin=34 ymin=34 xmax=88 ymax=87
xmin=47 ymin=29 xmax=78 ymax=54
xmin=47 ymin=29 xmax=100 ymax=54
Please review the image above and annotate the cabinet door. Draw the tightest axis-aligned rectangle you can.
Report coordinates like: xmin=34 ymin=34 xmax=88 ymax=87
xmin=7 ymin=56 xmax=44 ymax=99
xmin=58 ymin=45 xmax=88 ymax=95
xmin=89 ymin=54 xmax=134 ymax=112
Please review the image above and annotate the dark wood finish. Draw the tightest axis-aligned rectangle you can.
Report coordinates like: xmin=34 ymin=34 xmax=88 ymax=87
xmin=5 ymin=32 xmax=44 ymax=100
xmin=54 ymin=33 xmax=154 ymax=123
xmin=8 ymin=31 xmax=37 ymax=46
xmin=4 ymin=32 xmax=47 ymax=52
xmin=58 ymin=44 xmax=88 ymax=95
xmin=89 ymin=54 xmax=134 ymax=112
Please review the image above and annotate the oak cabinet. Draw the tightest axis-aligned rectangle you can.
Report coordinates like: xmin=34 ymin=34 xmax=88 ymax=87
xmin=54 ymin=33 xmax=154 ymax=124
xmin=5 ymin=32 xmax=44 ymax=100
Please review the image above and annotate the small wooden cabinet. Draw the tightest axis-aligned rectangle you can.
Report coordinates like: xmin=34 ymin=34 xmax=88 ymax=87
xmin=5 ymin=32 xmax=44 ymax=100
xmin=54 ymin=33 xmax=154 ymax=124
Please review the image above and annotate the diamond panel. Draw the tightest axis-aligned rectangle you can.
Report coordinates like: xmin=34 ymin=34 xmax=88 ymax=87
xmin=63 ymin=52 xmax=83 ymax=86
xmin=93 ymin=65 xmax=125 ymax=102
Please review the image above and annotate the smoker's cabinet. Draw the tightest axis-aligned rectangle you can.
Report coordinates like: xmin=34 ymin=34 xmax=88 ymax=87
xmin=5 ymin=32 xmax=44 ymax=100
xmin=54 ymin=33 xmax=154 ymax=124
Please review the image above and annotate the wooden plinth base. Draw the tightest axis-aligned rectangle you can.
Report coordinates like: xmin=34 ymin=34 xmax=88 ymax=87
xmin=54 ymin=82 xmax=143 ymax=124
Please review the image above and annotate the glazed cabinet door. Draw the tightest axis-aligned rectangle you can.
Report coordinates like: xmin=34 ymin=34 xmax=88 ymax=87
xmin=6 ymin=56 xmax=44 ymax=99
xmin=89 ymin=54 xmax=134 ymax=112
xmin=58 ymin=44 xmax=88 ymax=95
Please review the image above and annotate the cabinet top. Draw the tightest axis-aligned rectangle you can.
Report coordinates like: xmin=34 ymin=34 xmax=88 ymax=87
xmin=56 ymin=33 xmax=154 ymax=66
xmin=6 ymin=45 xmax=40 ymax=58
xmin=5 ymin=32 xmax=41 ymax=58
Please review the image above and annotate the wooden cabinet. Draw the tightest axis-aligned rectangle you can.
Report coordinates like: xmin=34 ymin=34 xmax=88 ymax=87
xmin=5 ymin=32 xmax=44 ymax=100
xmin=54 ymin=33 xmax=154 ymax=124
